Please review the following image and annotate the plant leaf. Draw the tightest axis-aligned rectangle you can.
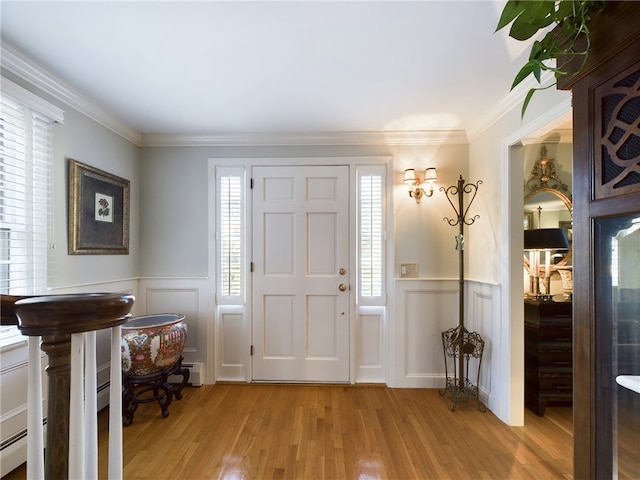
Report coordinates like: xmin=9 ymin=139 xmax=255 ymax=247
xmin=495 ymin=0 xmax=526 ymax=32
xmin=511 ymin=61 xmax=539 ymax=90
xmin=510 ymin=7 xmax=554 ymax=41
xmin=528 ymin=40 xmax=543 ymax=61
xmin=533 ymin=64 xmax=542 ymax=83
xmin=502 ymin=0 xmax=608 ymax=118
xmin=521 ymin=88 xmax=537 ymax=119
xmin=555 ymin=1 xmax=574 ymax=21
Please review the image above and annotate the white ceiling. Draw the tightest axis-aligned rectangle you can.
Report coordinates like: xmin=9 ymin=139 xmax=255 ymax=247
xmin=1 ymin=1 xmax=538 ymax=141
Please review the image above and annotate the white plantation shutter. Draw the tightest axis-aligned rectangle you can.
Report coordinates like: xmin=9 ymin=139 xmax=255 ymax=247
xmin=0 ymin=80 xmax=61 ymax=346
xmin=218 ymin=168 xmax=244 ymax=299
xmin=358 ymin=167 xmax=385 ymax=302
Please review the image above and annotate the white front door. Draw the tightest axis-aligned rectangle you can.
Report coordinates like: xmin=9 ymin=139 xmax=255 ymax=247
xmin=252 ymin=166 xmax=350 ymax=382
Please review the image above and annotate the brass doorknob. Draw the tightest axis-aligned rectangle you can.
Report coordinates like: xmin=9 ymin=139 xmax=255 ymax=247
xmin=338 ymin=284 xmax=347 ymax=292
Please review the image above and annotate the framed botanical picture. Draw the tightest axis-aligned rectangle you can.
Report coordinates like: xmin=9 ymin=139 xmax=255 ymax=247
xmin=68 ymin=159 xmax=130 ymax=254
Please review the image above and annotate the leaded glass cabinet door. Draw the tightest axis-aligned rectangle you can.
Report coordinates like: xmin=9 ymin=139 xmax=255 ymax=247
xmin=565 ymin=4 xmax=640 ymax=475
xmin=594 ymin=216 xmax=640 ymax=478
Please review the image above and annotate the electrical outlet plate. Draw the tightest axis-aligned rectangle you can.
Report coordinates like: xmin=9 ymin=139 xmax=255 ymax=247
xmin=400 ymin=263 xmax=418 ymax=278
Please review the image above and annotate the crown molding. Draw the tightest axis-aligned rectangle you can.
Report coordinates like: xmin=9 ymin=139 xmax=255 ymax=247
xmin=1 ymin=42 xmax=141 ymax=145
xmin=467 ymin=70 xmax=557 ymax=142
xmin=0 ymin=43 xmax=469 ymax=148
xmin=1 ymin=77 xmax=64 ymax=123
xmin=5 ymin=42 xmax=548 ymax=148
xmin=140 ymin=129 xmax=469 ymax=147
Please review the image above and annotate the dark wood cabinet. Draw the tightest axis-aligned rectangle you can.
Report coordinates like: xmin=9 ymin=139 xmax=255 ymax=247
xmin=524 ymin=299 xmax=572 ymax=416
xmin=557 ymin=2 xmax=640 ymax=477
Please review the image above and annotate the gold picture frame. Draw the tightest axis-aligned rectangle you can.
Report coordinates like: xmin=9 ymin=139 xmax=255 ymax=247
xmin=68 ymin=159 xmax=130 ymax=254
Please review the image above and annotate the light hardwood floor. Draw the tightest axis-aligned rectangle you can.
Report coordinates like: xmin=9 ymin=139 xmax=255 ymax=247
xmin=4 ymin=384 xmax=573 ymax=480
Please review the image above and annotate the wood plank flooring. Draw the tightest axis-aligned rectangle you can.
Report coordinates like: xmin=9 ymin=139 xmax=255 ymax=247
xmin=3 ymin=384 xmax=573 ymax=480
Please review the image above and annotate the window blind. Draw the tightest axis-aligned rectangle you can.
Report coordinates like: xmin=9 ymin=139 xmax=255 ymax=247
xmin=0 ymin=85 xmax=57 ymax=346
xmin=219 ymin=174 xmax=243 ymax=297
xmin=359 ymin=172 xmax=384 ymax=298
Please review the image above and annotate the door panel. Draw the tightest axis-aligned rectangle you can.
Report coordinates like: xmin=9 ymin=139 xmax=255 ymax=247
xmin=264 ymin=213 xmax=294 ymax=275
xmin=252 ymin=166 xmax=350 ymax=382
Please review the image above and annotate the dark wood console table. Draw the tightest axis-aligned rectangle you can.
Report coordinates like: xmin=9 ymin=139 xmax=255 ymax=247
xmin=524 ymin=298 xmax=573 ymax=416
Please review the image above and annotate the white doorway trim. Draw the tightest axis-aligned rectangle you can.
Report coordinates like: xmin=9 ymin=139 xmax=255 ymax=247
xmin=207 ymin=156 xmax=392 ymax=385
xmin=499 ymin=98 xmax=572 ymax=425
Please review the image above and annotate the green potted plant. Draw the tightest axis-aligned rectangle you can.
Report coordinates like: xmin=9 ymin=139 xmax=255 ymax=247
xmin=496 ymin=0 xmax=606 ymax=116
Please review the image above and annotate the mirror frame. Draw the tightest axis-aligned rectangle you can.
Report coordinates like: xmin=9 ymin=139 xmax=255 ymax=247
xmin=524 ymin=187 xmax=573 ymax=270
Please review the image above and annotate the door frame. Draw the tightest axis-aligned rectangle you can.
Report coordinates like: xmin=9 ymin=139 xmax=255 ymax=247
xmin=500 ymin=99 xmax=572 ymax=425
xmin=207 ymin=156 xmax=393 ymax=385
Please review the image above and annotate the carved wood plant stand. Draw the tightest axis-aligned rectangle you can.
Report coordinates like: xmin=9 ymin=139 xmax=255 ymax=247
xmin=122 ymin=357 xmax=189 ymax=426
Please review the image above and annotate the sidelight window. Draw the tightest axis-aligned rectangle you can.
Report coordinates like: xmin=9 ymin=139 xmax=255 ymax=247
xmin=358 ymin=166 xmax=385 ymax=303
xmin=217 ymin=167 xmax=244 ymax=300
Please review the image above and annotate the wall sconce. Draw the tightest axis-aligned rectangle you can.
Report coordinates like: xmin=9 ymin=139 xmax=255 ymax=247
xmin=403 ymin=167 xmax=437 ymax=203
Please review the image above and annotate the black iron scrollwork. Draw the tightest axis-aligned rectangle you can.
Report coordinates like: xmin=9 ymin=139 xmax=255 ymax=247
xmin=441 ymin=175 xmax=482 ymax=230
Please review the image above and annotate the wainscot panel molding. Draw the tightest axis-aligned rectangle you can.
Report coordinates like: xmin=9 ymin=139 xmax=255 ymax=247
xmin=389 ymin=278 xmax=498 ymax=408
xmin=137 ymin=277 xmax=210 ymax=371
xmin=390 ymin=279 xmax=459 ymax=388
xmin=467 ymin=279 xmax=500 ymax=410
xmin=216 ymin=306 xmax=248 ymax=382
xmin=355 ymin=306 xmax=386 ymax=383
xmin=215 ymin=304 xmax=388 ymax=384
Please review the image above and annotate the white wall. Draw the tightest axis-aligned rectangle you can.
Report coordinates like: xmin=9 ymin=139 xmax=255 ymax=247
xmin=139 ymin=143 xmax=471 ymax=384
xmin=139 ymin=143 xmax=469 ymax=280
xmin=394 ymin=143 xmax=468 ymax=279
xmin=49 ymin=108 xmax=141 ymax=287
xmin=468 ymin=86 xmax=573 ymax=425
xmin=139 ymin=145 xmax=396 ymax=276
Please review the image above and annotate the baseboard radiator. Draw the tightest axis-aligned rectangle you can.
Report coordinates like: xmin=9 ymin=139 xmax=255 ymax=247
xmin=176 ymin=361 xmax=204 ymax=386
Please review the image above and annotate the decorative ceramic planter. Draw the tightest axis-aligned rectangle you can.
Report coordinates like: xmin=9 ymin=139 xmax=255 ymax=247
xmin=121 ymin=313 xmax=187 ymax=377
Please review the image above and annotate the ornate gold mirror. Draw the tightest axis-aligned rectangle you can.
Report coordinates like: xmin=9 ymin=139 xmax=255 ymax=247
xmin=524 ymin=146 xmax=573 ymax=270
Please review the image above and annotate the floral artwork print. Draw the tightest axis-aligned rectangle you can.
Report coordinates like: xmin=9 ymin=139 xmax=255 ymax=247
xmin=69 ymin=159 xmax=130 ymax=254
xmin=95 ymin=192 xmax=113 ymax=223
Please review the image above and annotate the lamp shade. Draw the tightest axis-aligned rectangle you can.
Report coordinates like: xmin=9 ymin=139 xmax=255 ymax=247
xmin=424 ymin=167 xmax=437 ymax=182
xmin=524 ymin=228 xmax=570 ymax=250
xmin=403 ymin=169 xmax=417 ymax=184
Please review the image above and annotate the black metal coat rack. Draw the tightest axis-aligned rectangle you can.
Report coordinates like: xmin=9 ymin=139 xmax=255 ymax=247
xmin=439 ymin=175 xmax=486 ymax=411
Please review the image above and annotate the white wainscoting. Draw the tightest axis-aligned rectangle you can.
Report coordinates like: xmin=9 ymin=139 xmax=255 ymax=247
xmin=137 ymin=277 xmax=210 ymax=370
xmin=0 ymin=277 xmax=211 ymax=475
xmin=216 ymin=304 xmax=388 ymax=384
xmin=355 ymin=306 xmax=386 ymax=383
xmin=51 ymin=276 xmax=210 ymax=388
xmin=389 ymin=279 xmax=499 ymax=408
xmin=468 ymin=279 xmax=501 ymax=409
xmin=216 ymin=305 xmax=248 ymax=382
